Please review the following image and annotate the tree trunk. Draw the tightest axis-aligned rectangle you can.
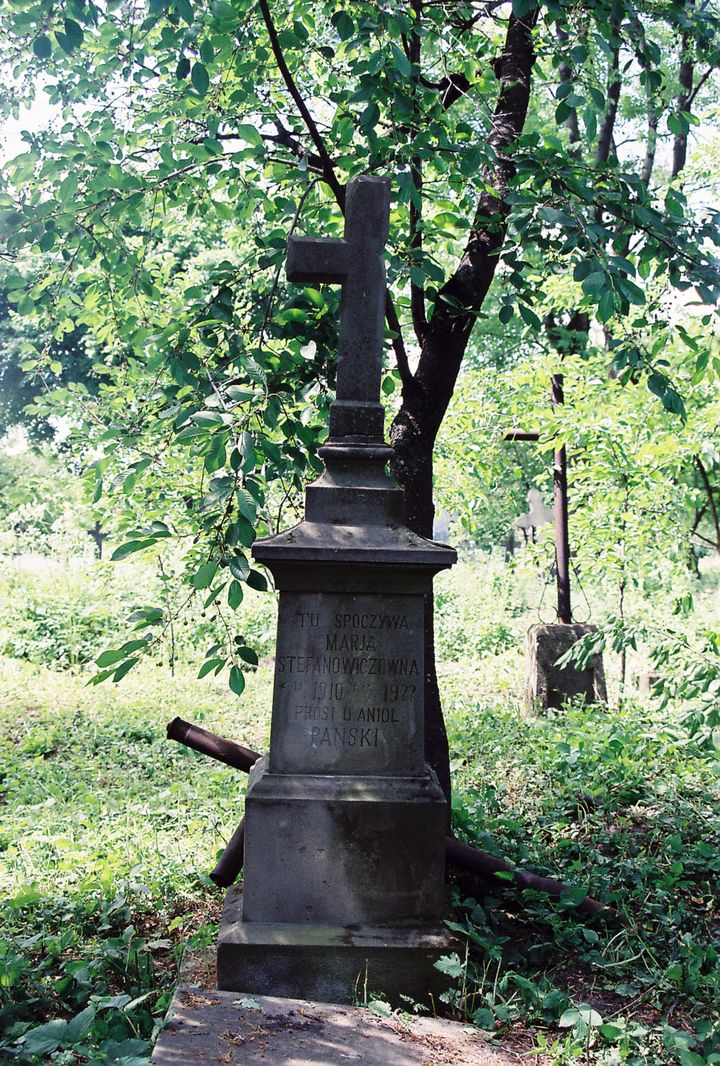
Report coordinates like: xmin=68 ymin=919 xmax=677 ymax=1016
xmin=390 ymin=390 xmax=452 ymax=808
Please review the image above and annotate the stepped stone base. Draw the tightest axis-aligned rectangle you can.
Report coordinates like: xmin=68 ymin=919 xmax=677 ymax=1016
xmin=525 ymin=623 xmax=607 ymax=713
xmin=152 ymin=974 xmax=528 ymax=1064
xmin=217 ymin=889 xmax=452 ymax=1005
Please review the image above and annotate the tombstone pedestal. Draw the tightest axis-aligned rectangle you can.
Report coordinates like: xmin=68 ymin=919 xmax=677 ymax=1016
xmin=217 ymin=438 xmax=456 ymax=1002
xmin=216 ymin=176 xmax=456 ymax=1003
xmin=524 ymin=623 xmax=607 ymax=713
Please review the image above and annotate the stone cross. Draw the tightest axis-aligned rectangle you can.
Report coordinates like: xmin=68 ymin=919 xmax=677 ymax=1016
xmin=287 ymin=175 xmax=390 ymax=441
xmin=213 ymin=175 xmax=456 ymax=1005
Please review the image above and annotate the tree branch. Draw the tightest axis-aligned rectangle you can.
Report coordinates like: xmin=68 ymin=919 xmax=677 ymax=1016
xmin=686 ymin=62 xmax=715 ymax=108
xmin=258 ymin=0 xmax=345 ymax=207
xmin=695 ymin=455 xmax=720 ymax=551
xmin=556 ymin=25 xmax=581 ymax=156
xmin=409 ymin=0 xmax=427 ymax=344
xmin=626 ymin=18 xmax=659 ymax=187
xmin=415 ymin=8 xmax=538 ymax=416
xmin=672 ymin=0 xmax=695 ymax=180
xmin=595 ymin=33 xmax=621 ymax=167
xmin=385 ymin=293 xmax=413 ymax=388
xmin=266 ymin=121 xmax=324 ymax=171
xmin=257 ymin=0 xmax=411 ymax=379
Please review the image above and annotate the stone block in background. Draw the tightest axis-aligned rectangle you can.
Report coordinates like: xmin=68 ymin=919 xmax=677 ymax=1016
xmin=525 ymin=623 xmax=607 ymax=713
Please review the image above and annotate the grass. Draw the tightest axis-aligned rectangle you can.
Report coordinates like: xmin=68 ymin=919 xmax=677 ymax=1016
xmin=1 ymin=554 xmax=718 ymax=1063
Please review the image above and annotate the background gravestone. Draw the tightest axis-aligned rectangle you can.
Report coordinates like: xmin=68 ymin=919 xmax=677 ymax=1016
xmin=216 ymin=175 xmax=456 ymax=1004
xmin=506 ymin=379 xmax=607 ymax=712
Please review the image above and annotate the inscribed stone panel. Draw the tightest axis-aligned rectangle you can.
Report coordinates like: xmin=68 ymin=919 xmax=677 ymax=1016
xmin=268 ymin=592 xmax=424 ymax=776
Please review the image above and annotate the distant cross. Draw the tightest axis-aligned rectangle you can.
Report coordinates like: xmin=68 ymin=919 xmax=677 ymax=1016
xmin=505 ymin=374 xmax=572 ymax=625
xmin=286 ymin=175 xmax=390 ymax=441
xmin=86 ymin=520 xmax=108 ymax=560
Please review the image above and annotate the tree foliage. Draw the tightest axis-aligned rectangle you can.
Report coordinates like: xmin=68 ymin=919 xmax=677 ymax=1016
xmin=1 ymin=0 xmax=719 ymax=728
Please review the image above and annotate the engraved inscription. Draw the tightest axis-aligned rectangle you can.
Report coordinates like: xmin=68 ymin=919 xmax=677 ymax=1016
xmin=269 ymin=592 xmax=424 ymax=774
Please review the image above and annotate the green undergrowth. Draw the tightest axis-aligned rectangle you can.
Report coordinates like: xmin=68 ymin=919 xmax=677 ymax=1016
xmin=1 ymin=557 xmax=718 ymax=1064
xmin=438 ymin=683 xmax=720 ymax=1065
xmin=0 ymin=657 xmax=270 ymax=1064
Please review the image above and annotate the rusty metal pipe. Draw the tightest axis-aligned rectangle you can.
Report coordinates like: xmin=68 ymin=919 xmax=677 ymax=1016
xmin=166 ymin=717 xmax=262 ymax=773
xmin=210 ymin=819 xmax=245 ymax=888
xmin=551 ymin=374 xmax=572 ymax=624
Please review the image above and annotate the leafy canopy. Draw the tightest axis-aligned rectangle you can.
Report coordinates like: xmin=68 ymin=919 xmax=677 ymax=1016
xmin=1 ymin=0 xmax=719 ymax=686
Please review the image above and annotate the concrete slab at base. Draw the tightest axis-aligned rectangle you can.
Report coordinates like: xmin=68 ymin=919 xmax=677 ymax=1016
xmin=152 ymin=984 xmax=529 ymax=1065
xmin=525 ymin=623 xmax=607 ymax=713
xmin=217 ymin=888 xmax=452 ymax=1005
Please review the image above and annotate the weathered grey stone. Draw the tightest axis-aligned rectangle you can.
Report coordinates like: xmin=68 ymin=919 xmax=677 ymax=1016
xmin=240 ymin=762 xmax=447 ymax=926
xmin=218 ymin=175 xmax=456 ymax=1003
xmin=287 ymin=176 xmax=389 ymax=441
xmin=269 ymin=592 xmax=424 ymax=776
xmin=218 ymin=891 xmax=450 ymax=1006
xmin=152 ymin=978 xmax=526 ymax=1065
xmin=524 ymin=623 xmax=607 ymax=713
xmin=636 ymin=671 xmax=663 ymax=698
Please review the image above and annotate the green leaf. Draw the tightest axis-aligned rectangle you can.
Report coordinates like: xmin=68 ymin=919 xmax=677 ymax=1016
xmin=499 ymin=304 xmax=514 ymax=325
xmin=581 ymin=271 xmax=607 ymax=296
xmin=229 ymin=665 xmax=245 ymax=696
xmin=39 ymin=229 xmax=56 ymax=252
xmin=333 ymin=10 xmax=354 ymax=39
xmin=679 ymin=1054 xmax=707 ymax=1066
xmin=235 ymin=487 xmax=257 ymax=521
xmin=647 ymin=373 xmax=666 ymax=398
xmin=599 ymin=1023 xmax=623 ymax=1041
xmin=359 ymin=102 xmax=379 ymax=132
xmin=191 ymin=62 xmax=210 ymax=96
xmin=110 ymin=540 xmax=154 ymax=561
xmin=390 ymin=43 xmax=411 ymax=77
xmin=518 ymin=303 xmax=542 ymax=330
xmin=235 ymin=123 xmax=263 ymax=148
xmin=598 ymin=289 xmax=615 ymax=322
xmin=616 ymin=277 xmax=645 ymax=306
xmin=192 ymin=559 xmax=218 ymax=589
xmin=112 ymin=658 xmax=139 ymax=682
xmin=63 ymin=18 xmax=84 ymax=49
xmin=246 ymin=569 xmax=268 ymax=592
xmin=238 ymin=646 xmax=259 ymax=666
xmin=667 ymin=112 xmax=685 ymax=136
xmin=229 ymin=554 xmax=250 ymax=581
xmin=198 ymin=657 xmax=224 ymax=678
xmin=33 ymin=35 xmax=52 ymax=59
xmin=434 ymin=953 xmax=464 ymax=978
xmin=176 ymin=0 xmax=194 ymax=24
xmin=22 ymin=1019 xmax=68 ymax=1056
xmin=228 ymin=580 xmax=244 ymax=609
xmin=232 ymin=515 xmax=256 ymax=547
xmin=95 ymin=648 xmax=128 ymax=668
xmin=65 ymin=1005 xmax=96 ymax=1043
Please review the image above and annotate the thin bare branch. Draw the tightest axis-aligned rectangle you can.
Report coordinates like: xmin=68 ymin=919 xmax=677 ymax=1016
xmin=258 ymin=0 xmax=345 ymax=207
xmin=409 ymin=0 xmax=427 ymax=344
xmin=257 ymin=0 xmax=411 ymax=378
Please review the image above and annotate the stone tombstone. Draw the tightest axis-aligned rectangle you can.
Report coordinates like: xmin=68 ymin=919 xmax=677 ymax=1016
xmin=217 ymin=176 xmax=456 ymax=1004
xmin=524 ymin=623 xmax=607 ymax=713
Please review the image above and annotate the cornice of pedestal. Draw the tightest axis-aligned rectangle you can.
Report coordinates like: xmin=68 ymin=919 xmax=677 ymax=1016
xmin=253 ymin=435 xmax=456 ymax=579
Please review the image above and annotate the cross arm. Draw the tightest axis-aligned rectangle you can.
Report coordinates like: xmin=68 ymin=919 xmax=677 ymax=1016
xmin=504 ymin=430 xmax=540 ymax=442
xmin=286 ymin=236 xmax=350 ymax=284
